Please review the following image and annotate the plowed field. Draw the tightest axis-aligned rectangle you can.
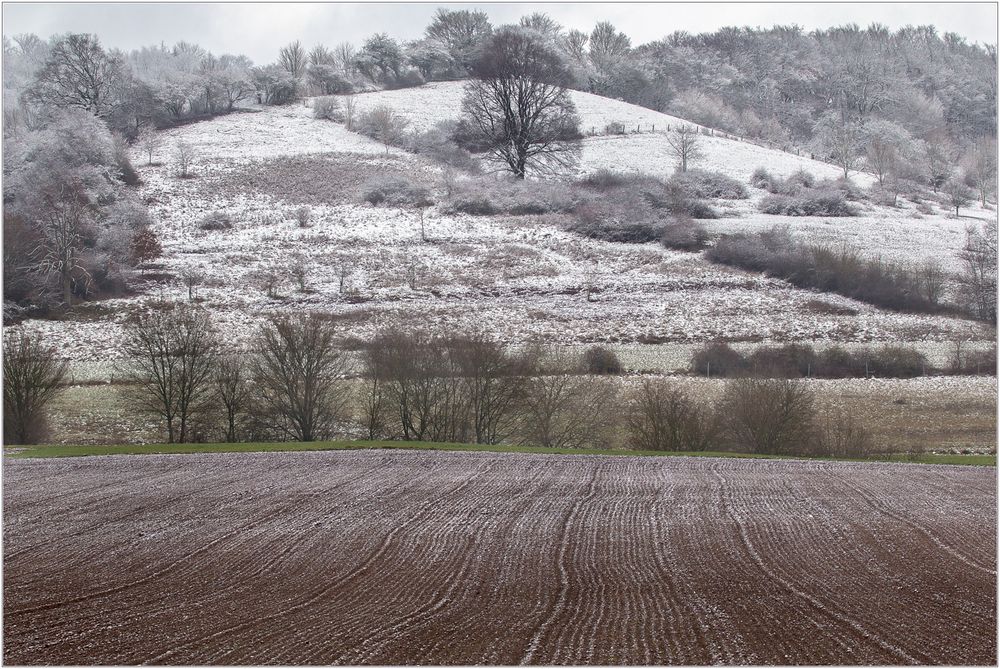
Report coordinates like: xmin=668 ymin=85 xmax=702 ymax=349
xmin=3 ymin=450 xmax=996 ymax=665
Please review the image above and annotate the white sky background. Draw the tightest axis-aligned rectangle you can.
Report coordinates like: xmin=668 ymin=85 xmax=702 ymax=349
xmin=2 ymin=2 xmax=996 ymax=64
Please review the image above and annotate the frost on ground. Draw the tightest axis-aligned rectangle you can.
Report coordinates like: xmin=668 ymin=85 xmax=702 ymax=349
xmin=3 ymin=450 xmax=995 ymax=665
xmin=12 ymin=85 xmax=996 ymax=366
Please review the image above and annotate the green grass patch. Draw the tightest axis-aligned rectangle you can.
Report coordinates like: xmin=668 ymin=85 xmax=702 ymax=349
xmin=4 ymin=440 xmax=995 ymax=466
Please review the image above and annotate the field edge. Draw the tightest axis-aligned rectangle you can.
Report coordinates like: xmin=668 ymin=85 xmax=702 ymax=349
xmin=4 ymin=440 xmax=995 ymax=466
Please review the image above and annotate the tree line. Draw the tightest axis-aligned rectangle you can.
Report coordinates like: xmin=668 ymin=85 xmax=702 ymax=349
xmin=6 ymin=309 xmax=896 ymax=460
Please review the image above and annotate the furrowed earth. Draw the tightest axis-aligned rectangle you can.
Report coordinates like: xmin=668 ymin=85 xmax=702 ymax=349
xmin=3 ymin=449 xmax=995 ymax=665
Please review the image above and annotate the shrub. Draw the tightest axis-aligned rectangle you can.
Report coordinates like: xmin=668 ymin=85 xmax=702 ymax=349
xmin=660 ymin=216 xmax=709 ymax=251
xmin=750 ymin=167 xmax=774 ymax=190
xmin=579 ymin=169 xmax=632 ymax=191
xmin=199 ymin=212 xmax=233 ymax=230
xmin=758 ymin=190 xmax=857 ymax=216
xmin=786 ymin=169 xmax=816 ymax=190
xmin=746 ymin=343 xmax=818 ymax=378
xmin=385 ymin=68 xmax=425 ymax=90
xmin=406 ymin=122 xmax=479 ymax=172
xmin=362 ymin=177 xmax=432 ymax=207
xmin=583 ymin=346 xmax=622 ymax=374
xmin=670 ymin=170 xmax=748 ymax=200
xmin=448 ymin=195 xmax=499 ymax=216
xmin=312 ymin=96 xmax=342 ymax=121
xmin=816 ymin=409 xmax=873 ymax=457
xmin=626 ymin=379 xmax=715 ymax=451
xmin=866 ymin=345 xmax=928 ymax=378
xmin=691 ymin=343 xmax=745 ymax=377
xmin=719 ymin=377 xmax=816 ymax=455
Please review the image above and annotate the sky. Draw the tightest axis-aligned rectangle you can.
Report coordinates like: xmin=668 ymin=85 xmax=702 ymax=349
xmin=3 ymin=2 xmax=996 ymax=64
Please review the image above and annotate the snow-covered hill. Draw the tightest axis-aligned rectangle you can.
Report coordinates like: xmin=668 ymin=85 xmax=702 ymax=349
xmin=16 ymin=83 xmax=995 ymax=366
xmin=348 ymin=81 xmax=869 ymax=183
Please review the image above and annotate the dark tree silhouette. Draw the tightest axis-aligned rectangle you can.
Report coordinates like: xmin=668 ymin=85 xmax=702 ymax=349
xmin=461 ymin=26 xmax=581 ymax=179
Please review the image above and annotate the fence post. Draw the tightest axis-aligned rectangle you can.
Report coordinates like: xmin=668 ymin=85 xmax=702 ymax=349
xmin=707 ymin=361 xmax=711 ymax=379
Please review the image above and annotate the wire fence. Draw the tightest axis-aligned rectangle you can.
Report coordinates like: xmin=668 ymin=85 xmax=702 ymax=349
xmin=583 ymin=121 xmax=824 ymax=162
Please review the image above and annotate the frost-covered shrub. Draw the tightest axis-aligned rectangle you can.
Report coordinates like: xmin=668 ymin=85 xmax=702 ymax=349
xmin=670 ymin=170 xmax=748 ymax=200
xmin=758 ymin=190 xmax=857 ymax=216
xmin=447 ymin=195 xmax=499 ymax=216
xmin=578 ymin=169 xmax=632 ymax=191
xmin=312 ymin=96 xmax=342 ymax=121
xmin=660 ymin=216 xmax=709 ymax=251
xmin=750 ymin=167 xmax=774 ymax=190
xmin=406 ymin=122 xmax=479 ymax=172
xmin=583 ymin=346 xmax=623 ymax=374
xmin=569 ymin=194 xmax=663 ymax=243
xmin=603 ymin=122 xmax=626 ymax=135
xmin=199 ymin=212 xmax=233 ymax=230
xmin=362 ymin=177 xmax=432 ymax=207
xmin=785 ymin=169 xmax=816 ymax=190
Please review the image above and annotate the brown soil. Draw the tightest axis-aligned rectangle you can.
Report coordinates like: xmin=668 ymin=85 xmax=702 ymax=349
xmin=3 ymin=450 xmax=996 ymax=665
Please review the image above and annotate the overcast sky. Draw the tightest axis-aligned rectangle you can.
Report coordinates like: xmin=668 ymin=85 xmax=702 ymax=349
xmin=3 ymin=2 xmax=996 ymax=63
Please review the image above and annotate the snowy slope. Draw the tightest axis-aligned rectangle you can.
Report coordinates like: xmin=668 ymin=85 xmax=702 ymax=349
xmin=12 ymin=85 xmax=994 ymax=367
xmin=346 ymin=81 xmax=870 ymax=183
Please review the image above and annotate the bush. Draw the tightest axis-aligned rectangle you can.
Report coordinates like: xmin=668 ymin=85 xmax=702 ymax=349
xmin=691 ymin=343 xmax=745 ymax=377
xmin=758 ymin=190 xmax=857 ymax=216
xmin=750 ymin=167 xmax=774 ymax=190
xmin=362 ymin=177 xmax=432 ymax=207
xmin=579 ymin=169 xmax=632 ymax=191
xmin=448 ymin=195 xmax=499 ymax=216
xmin=569 ymin=201 xmax=664 ymax=243
xmin=746 ymin=343 xmax=817 ymax=378
xmin=406 ymin=122 xmax=479 ymax=172
xmin=626 ymin=379 xmax=715 ymax=451
xmin=199 ymin=212 xmax=233 ymax=230
xmin=670 ymin=170 xmax=748 ymax=200
xmin=660 ymin=216 xmax=709 ymax=251
xmin=385 ymin=68 xmax=425 ymax=90
xmin=815 ymin=409 xmax=873 ymax=457
xmin=719 ymin=377 xmax=816 ymax=455
xmin=866 ymin=345 xmax=927 ymax=378
xmin=583 ymin=346 xmax=622 ymax=374
xmin=313 ymin=96 xmax=342 ymax=121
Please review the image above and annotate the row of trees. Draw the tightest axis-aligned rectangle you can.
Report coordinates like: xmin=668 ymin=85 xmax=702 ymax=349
xmin=7 ymin=311 xmax=873 ymax=460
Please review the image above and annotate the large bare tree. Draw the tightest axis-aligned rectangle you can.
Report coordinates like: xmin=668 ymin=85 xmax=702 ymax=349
xmin=3 ymin=329 xmax=68 ymax=444
xmin=461 ymin=26 xmax=581 ymax=179
xmin=251 ymin=315 xmax=349 ymax=442
xmin=121 ymin=306 xmax=219 ymax=443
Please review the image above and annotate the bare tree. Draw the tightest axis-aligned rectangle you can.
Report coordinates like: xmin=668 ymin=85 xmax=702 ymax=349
xmin=945 ymin=177 xmax=973 ymax=216
xmin=214 ymin=354 xmax=251 ymax=442
xmin=362 ymin=105 xmax=410 ymax=153
xmin=289 ymin=254 xmax=310 ymax=292
xmin=180 ymin=268 xmax=204 ymax=301
xmin=450 ymin=333 xmax=529 ymax=444
xmin=173 ymin=140 xmax=196 ymax=178
xmin=958 ymin=219 xmax=998 ymax=323
xmin=278 ymin=40 xmax=306 ymax=80
xmin=966 ymin=136 xmax=997 ymax=207
xmin=3 ymin=329 xmax=68 ymax=444
xmin=665 ymin=125 xmax=704 ymax=173
xmin=461 ymin=26 xmax=581 ymax=179
xmin=719 ymin=377 xmax=816 ymax=455
xmin=333 ymin=254 xmax=353 ymax=293
xmin=342 ymin=94 xmax=357 ymax=131
xmin=251 ymin=315 xmax=349 ymax=441
xmin=626 ymin=379 xmax=715 ymax=452
xmin=916 ymin=258 xmax=946 ymax=306
xmin=31 ymin=184 xmax=91 ymax=307
xmin=137 ymin=125 xmax=162 ymax=165
xmin=120 ymin=306 xmax=218 ymax=443
xmin=332 ymin=42 xmax=357 ymax=78
xmin=813 ymin=111 xmax=862 ymax=179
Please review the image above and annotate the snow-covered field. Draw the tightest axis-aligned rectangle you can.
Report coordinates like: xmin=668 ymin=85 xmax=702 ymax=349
xmin=13 ymin=83 xmax=995 ymax=367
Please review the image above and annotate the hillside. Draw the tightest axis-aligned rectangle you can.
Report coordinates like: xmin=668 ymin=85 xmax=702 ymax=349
xmin=351 ymin=81 xmax=868 ymax=183
xmin=16 ymin=82 xmax=995 ymax=373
